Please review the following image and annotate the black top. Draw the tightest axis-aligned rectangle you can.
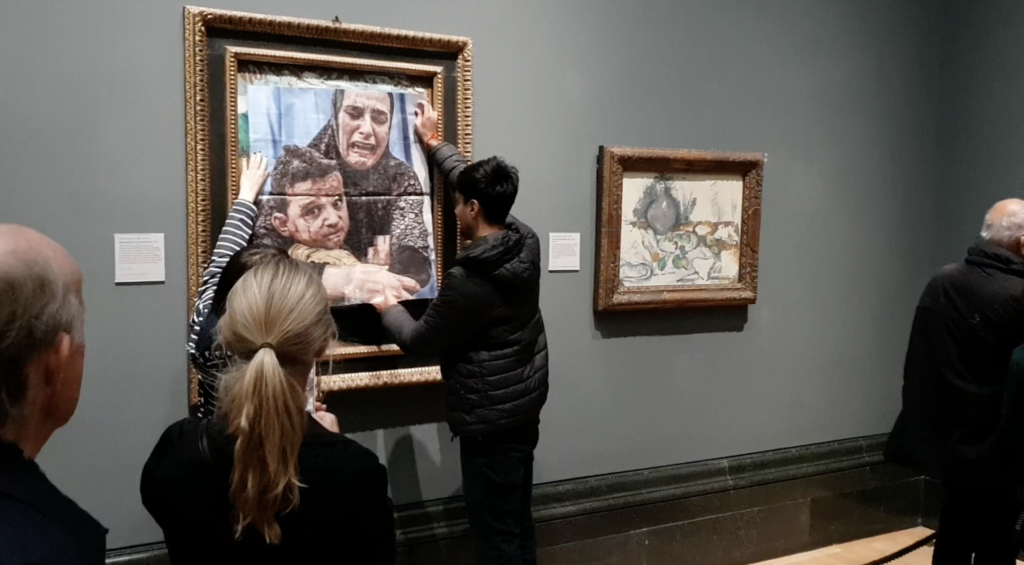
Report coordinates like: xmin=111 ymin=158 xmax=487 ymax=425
xmin=141 ymin=415 xmax=395 ymax=564
xmin=381 ymin=142 xmax=550 ymax=436
xmin=999 ymin=345 xmax=1024 ymax=498
xmin=0 ymin=440 xmax=107 ymax=565
xmin=885 ymin=240 xmax=1024 ymax=485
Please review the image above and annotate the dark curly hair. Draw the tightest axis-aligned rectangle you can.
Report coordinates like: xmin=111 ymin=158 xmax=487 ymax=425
xmin=269 ymin=145 xmax=339 ymax=202
xmin=456 ymin=156 xmax=519 ymax=225
xmin=254 ymin=146 xmax=340 ymax=248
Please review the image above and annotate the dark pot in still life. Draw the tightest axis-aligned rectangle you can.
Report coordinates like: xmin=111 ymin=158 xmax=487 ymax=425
xmin=646 ymin=187 xmax=680 ymax=236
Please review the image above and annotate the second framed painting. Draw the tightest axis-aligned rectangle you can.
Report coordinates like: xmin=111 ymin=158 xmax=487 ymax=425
xmin=185 ymin=7 xmax=473 ymax=407
xmin=594 ymin=146 xmax=765 ymax=312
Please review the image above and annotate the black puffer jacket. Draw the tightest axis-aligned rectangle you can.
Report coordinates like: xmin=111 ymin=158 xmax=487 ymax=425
xmin=885 ymin=239 xmax=1024 ymax=485
xmin=381 ymin=143 xmax=549 ymax=436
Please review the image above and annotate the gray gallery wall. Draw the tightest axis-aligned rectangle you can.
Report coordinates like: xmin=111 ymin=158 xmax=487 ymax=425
xmin=0 ymin=0 xmax=946 ymax=549
xmin=933 ymin=0 xmax=1024 ymax=266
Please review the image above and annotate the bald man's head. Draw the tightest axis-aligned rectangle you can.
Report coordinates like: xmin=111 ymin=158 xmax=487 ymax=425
xmin=0 ymin=224 xmax=85 ymax=438
xmin=980 ymin=199 xmax=1024 ymax=256
xmin=0 ymin=224 xmax=80 ymax=282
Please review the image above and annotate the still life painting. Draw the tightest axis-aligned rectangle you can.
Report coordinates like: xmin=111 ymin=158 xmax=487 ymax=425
xmin=619 ymin=172 xmax=742 ymax=288
xmin=594 ymin=146 xmax=764 ymax=312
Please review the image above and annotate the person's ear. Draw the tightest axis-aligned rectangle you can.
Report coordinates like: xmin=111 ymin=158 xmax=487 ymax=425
xmin=316 ymin=337 xmax=332 ymax=358
xmin=41 ymin=333 xmax=71 ymax=395
xmin=272 ymin=212 xmax=291 ymax=237
xmin=1017 ymin=235 xmax=1024 ymax=257
xmin=468 ymin=200 xmax=481 ymax=219
xmin=53 ymin=332 xmax=71 ymax=371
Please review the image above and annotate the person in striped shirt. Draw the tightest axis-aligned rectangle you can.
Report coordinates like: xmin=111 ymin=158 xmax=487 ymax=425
xmin=187 ymin=153 xmax=272 ymax=419
xmin=187 ymin=153 xmax=422 ymax=419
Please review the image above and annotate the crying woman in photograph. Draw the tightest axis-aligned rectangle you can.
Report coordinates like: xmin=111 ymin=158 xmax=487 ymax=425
xmin=307 ymin=88 xmax=433 ymax=286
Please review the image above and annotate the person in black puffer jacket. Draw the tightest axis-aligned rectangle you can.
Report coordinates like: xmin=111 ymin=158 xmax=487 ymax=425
xmin=885 ymin=199 xmax=1024 ymax=565
xmin=374 ymin=100 xmax=549 ymax=565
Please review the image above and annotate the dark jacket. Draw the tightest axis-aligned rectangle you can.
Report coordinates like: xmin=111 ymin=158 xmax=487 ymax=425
xmin=381 ymin=142 xmax=550 ymax=437
xmin=140 ymin=415 xmax=395 ymax=564
xmin=0 ymin=440 xmax=107 ymax=565
xmin=998 ymin=345 xmax=1024 ymax=498
xmin=885 ymin=240 xmax=1024 ymax=485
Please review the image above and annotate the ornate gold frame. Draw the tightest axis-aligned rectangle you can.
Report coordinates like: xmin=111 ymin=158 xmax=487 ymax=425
xmin=594 ymin=146 xmax=764 ymax=312
xmin=317 ymin=366 xmax=442 ymax=398
xmin=185 ymin=6 xmax=472 ymax=403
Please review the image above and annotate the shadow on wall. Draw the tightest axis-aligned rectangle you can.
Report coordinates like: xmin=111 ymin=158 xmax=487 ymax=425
xmin=593 ymin=306 xmax=748 ymax=339
xmin=331 ymin=383 xmax=448 ymax=434
xmin=385 ymin=430 xmax=462 ymax=501
xmin=327 ymin=382 xmax=464 ymax=505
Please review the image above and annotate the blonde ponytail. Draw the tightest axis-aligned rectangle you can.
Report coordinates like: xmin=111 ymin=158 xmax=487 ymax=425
xmin=215 ymin=257 xmax=336 ymax=544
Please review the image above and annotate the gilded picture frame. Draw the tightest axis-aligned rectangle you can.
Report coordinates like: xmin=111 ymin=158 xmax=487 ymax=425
xmin=594 ymin=146 xmax=764 ymax=312
xmin=184 ymin=6 xmax=473 ymax=406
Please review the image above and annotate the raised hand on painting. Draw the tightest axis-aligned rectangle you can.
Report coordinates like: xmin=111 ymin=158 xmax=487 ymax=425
xmin=238 ymin=152 xmax=268 ymax=203
xmin=414 ymin=100 xmax=440 ymax=149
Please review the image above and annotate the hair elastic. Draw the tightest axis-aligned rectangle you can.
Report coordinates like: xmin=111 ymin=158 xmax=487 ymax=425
xmin=257 ymin=343 xmax=277 ymax=353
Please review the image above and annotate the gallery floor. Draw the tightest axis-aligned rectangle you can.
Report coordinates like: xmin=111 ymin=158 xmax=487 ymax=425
xmin=748 ymin=528 xmax=1021 ymax=565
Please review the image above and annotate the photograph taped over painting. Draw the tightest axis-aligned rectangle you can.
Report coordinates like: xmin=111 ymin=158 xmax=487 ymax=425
xmin=237 ymin=62 xmax=438 ymax=304
xmin=619 ymin=172 xmax=743 ymax=288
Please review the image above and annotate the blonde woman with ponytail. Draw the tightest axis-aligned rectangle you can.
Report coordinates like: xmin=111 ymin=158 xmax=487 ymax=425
xmin=141 ymin=258 xmax=395 ymax=563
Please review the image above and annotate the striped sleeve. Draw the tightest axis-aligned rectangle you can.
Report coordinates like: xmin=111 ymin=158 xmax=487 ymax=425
xmin=186 ymin=200 xmax=258 ymax=356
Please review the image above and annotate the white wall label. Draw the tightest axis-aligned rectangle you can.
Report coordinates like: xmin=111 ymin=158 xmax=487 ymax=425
xmin=548 ymin=232 xmax=581 ymax=272
xmin=114 ymin=233 xmax=165 ymax=284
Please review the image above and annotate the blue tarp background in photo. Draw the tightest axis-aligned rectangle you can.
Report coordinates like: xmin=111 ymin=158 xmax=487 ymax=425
xmin=244 ymin=85 xmax=437 ymax=298
xmin=247 ymin=86 xmax=333 ymax=172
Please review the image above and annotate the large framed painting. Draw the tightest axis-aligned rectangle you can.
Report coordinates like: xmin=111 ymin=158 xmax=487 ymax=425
xmin=594 ymin=146 xmax=764 ymax=312
xmin=184 ymin=6 xmax=472 ymax=407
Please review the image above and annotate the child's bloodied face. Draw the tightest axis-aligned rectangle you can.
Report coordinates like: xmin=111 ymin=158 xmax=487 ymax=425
xmin=271 ymin=172 xmax=349 ymax=250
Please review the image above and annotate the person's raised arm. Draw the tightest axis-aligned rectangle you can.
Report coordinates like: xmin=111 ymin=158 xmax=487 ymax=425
xmin=372 ymin=271 xmax=484 ymax=356
xmin=415 ymin=100 xmax=468 ymax=188
xmin=187 ymin=153 xmax=267 ymax=359
xmin=319 ymin=263 xmax=420 ymax=306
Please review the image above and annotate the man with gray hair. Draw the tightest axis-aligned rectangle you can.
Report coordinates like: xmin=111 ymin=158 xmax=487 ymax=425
xmin=0 ymin=224 xmax=106 ymax=564
xmin=886 ymin=199 xmax=1024 ymax=565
